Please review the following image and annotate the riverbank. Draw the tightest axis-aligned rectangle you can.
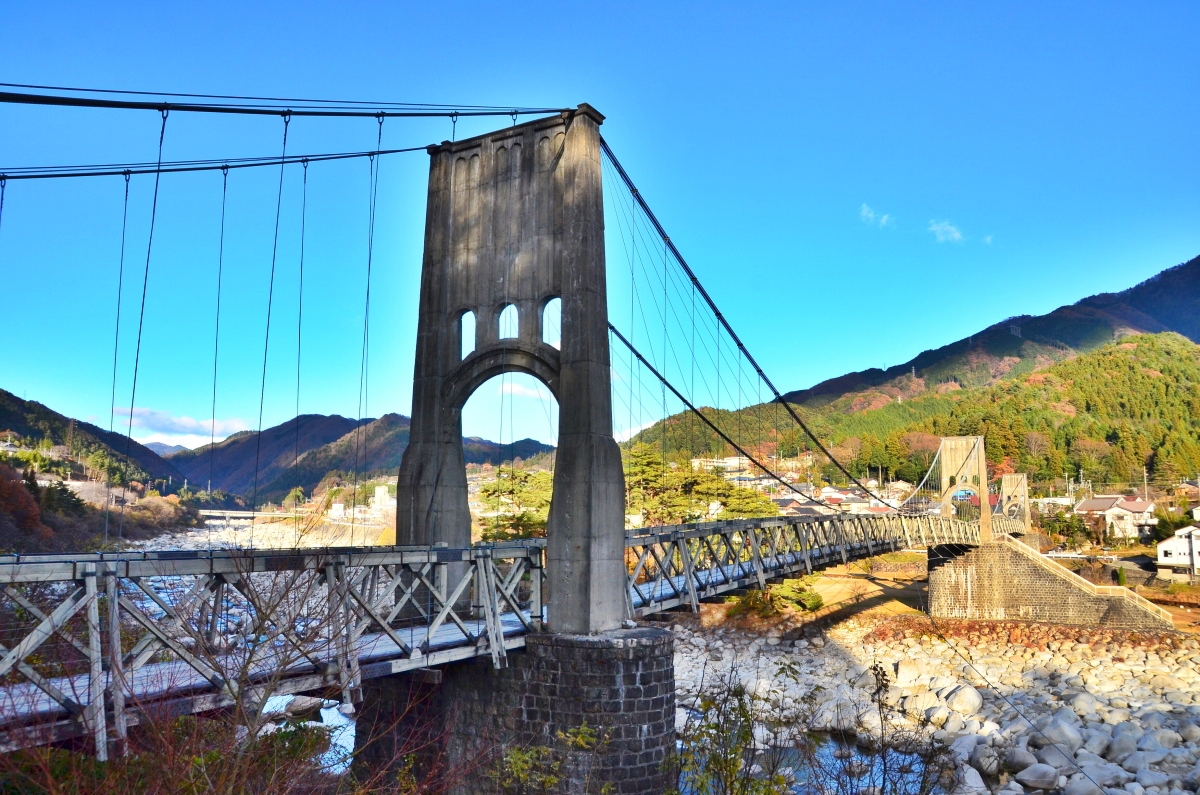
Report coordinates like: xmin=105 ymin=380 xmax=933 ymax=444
xmin=135 ymin=517 xmax=387 ymax=550
xmin=670 ymin=605 xmax=1200 ymax=795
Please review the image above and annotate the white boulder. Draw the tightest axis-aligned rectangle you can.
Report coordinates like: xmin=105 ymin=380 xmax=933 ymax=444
xmin=1016 ymin=763 xmax=1061 ymax=789
xmin=946 ymin=685 xmax=984 ymax=716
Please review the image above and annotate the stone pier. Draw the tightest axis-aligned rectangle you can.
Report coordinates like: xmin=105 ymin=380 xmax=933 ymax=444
xmin=355 ymin=628 xmax=676 ymax=794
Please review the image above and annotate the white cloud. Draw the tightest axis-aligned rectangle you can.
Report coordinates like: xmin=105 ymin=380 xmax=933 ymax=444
xmin=928 ymin=220 xmax=963 ymax=243
xmin=115 ymin=407 xmax=249 ymax=437
xmin=862 ymin=204 xmax=894 ymax=228
xmin=614 ymin=418 xmax=658 ymax=443
xmin=982 ymin=235 xmax=993 ymax=245
xmin=498 ymin=382 xmax=553 ymax=401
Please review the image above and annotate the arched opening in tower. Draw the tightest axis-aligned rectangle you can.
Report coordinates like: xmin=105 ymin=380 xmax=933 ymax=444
xmin=459 ymin=373 xmax=558 ymax=543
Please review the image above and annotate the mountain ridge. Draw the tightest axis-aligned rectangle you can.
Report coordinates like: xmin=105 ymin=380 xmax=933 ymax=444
xmin=256 ymin=414 xmax=555 ymax=505
xmin=0 ymin=388 xmax=183 ymax=483
xmin=169 ymin=414 xmax=371 ymax=495
xmin=781 ymin=253 xmax=1200 ymax=406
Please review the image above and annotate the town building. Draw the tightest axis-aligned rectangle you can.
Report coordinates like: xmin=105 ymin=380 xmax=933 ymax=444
xmin=1156 ymin=525 xmax=1200 ymax=581
xmin=1074 ymin=496 xmax=1157 ymax=540
xmin=768 ymin=451 xmax=814 ymax=471
xmin=1032 ymin=496 xmax=1074 ymax=514
xmin=690 ymin=456 xmax=749 ymax=475
xmin=371 ymin=484 xmax=397 ymax=517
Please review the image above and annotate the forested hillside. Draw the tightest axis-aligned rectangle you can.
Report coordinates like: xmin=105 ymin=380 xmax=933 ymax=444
xmin=256 ymin=414 xmax=410 ymax=503
xmin=170 ymin=414 xmax=368 ymax=495
xmin=631 ymin=333 xmax=1200 ymax=490
xmin=0 ymin=388 xmax=181 ymax=484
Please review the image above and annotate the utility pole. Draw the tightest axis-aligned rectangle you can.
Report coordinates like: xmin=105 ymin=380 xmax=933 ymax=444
xmin=1190 ymin=527 xmax=1196 ymax=583
xmin=1144 ymin=467 xmax=1149 ymax=502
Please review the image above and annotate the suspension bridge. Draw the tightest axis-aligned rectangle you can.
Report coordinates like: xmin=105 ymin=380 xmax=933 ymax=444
xmin=0 ymin=90 xmax=1092 ymax=786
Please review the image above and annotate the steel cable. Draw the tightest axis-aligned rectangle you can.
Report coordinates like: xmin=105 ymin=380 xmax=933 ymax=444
xmin=103 ymin=172 xmax=131 ymax=546
xmin=208 ymin=167 xmax=228 ymax=498
xmin=250 ymin=114 xmax=292 ymax=539
xmin=117 ymin=110 xmax=170 ymax=549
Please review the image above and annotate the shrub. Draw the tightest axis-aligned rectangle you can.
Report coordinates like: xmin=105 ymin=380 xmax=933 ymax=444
xmin=771 ymin=579 xmax=824 ymax=612
xmin=725 ymin=579 xmax=824 ymax=619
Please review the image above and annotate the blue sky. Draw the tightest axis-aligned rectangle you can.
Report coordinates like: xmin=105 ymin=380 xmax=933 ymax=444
xmin=1 ymin=2 xmax=1197 ymax=450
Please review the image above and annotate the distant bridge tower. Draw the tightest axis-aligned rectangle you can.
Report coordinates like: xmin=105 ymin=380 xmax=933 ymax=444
xmin=1000 ymin=472 xmax=1032 ymax=535
xmin=393 ymin=104 xmax=626 ymax=635
xmin=937 ymin=435 xmax=993 ymax=543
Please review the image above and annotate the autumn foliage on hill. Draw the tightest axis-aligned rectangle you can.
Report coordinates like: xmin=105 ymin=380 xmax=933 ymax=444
xmin=0 ymin=463 xmax=50 ymax=540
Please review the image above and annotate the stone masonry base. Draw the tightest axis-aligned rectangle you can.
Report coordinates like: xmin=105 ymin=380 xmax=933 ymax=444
xmin=354 ymin=627 xmax=676 ymax=795
xmin=928 ymin=541 xmax=1171 ymax=631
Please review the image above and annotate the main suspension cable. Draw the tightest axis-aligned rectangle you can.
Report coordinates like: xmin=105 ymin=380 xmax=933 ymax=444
xmin=600 ymin=138 xmax=899 ymax=509
xmin=0 ymin=145 xmax=427 ymax=180
xmin=0 ymin=85 xmax=567 ymax=119
xmin=0 ymin=81 xmax=554 ymax=110
xmin=609 ymin=324 xmax=826 ymax=507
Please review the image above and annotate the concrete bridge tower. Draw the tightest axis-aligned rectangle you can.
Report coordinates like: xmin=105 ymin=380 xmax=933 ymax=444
xmin=394 ymin=104 xmax=626 ymax=634
xmin=1000 ymin=472 xmax=1032 ymax=535
xmin=365 ymin=106 xmax=675 ymax=794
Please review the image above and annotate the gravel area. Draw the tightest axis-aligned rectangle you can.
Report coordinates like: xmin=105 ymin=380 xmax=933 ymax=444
xmin=672 ymin=615 xmax=1200 ymax=795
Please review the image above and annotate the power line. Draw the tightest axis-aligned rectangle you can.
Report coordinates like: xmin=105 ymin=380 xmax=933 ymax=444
xmin=0 ymin=86 xmax=567 ymax=119
xmin=0 ymin=145 xmax=427 ymax=180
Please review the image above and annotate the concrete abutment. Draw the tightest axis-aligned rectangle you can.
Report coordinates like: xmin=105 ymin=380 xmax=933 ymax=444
xmin=928 ymin=538 xmax=1172 ymax=630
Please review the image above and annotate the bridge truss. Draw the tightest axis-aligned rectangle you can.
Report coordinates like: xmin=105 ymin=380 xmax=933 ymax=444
xmin=0 ymin=513 xmax=1020 ymax=758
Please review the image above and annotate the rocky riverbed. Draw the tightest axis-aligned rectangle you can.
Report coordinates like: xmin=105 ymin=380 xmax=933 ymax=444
xmin=671 ymin=614 xmax=1200 ymax=795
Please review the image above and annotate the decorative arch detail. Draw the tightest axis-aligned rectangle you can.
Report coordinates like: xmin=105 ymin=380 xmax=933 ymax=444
xmin=444 ymin=344 xmax=561 ymax=411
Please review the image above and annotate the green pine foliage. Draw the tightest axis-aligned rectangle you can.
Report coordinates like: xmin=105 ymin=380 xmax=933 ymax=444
xmin=479 ymin=468 xmax=554 ymax=541
xmin=623 ymin=443 xmax=779 ymax=524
